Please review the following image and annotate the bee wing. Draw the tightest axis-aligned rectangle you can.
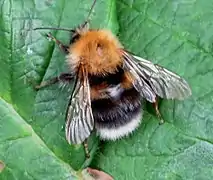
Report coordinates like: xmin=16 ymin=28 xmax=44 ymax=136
xmin=65 ymin=68 xmax=94 ymax=144
xmin=122 ymin=50 xmax=191 ymax=102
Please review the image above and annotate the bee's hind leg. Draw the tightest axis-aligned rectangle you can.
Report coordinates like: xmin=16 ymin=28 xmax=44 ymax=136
xmin=35 ymin=73 xmax=74 ymax=90
xmin=83 ymin=139 xmax=90 ymax=159
xmin=153 ymin=101 xmax=164 ymax=125
xmin=46 ymin=32 xmax=69 ymax=54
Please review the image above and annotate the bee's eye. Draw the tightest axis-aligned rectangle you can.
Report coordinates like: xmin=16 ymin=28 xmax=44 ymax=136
xmin=70 ymin=33 xmax=80 ymax=44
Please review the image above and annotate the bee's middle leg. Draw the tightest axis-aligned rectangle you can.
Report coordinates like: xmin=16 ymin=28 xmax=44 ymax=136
xmin=35 ymin=73 xmax=73 ymax=90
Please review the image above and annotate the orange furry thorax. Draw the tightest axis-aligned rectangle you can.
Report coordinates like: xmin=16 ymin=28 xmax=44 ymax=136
xmin=67 ymin=29 xmax=123 ymax=75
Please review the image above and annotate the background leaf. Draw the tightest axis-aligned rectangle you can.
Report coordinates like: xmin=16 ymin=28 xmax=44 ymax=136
xmin=1 ymin=0 xmax=213 ymax=179
xmin=0 ymin=98 xmax=77 ymax=180
xmin=91 ymin=0 xmax=213 ymax=179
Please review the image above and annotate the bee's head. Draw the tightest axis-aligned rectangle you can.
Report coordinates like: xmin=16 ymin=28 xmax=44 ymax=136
xmin=68 ymin=29 xmax=123 ymax=75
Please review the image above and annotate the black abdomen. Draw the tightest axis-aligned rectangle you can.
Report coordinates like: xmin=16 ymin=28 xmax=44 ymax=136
xmin=91 ymin=88 xmax=141 ymax=129
xmin=89 ymin=66 xmax=142 ymax=140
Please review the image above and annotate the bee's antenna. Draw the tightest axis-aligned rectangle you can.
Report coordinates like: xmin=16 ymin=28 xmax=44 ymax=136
xmin=33 ymin=27 xmax=75 ymax=32
xmin=34 ymin=0 xmax=97 ymax=31
xmin=86 ymin=0 xmax=97 ymax=23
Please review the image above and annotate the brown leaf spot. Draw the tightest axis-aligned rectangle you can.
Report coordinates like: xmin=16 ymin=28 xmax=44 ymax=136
xmin=0 ymin=161 xmax=5 ymax=173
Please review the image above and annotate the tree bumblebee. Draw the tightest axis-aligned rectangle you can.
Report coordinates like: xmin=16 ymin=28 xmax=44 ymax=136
xmin=34 ymin=0 xmax=191 ymax=157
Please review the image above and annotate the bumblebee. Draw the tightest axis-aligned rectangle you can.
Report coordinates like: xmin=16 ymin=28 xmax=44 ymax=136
xmin=35 ymin=0 xmax=191 ymax=157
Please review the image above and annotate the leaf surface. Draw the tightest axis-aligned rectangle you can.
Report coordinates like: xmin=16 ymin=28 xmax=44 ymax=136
xmin=1 ymin=0 xmax=213 ymax=179
xmin=0 ymin=98 xmax=76 ymax=180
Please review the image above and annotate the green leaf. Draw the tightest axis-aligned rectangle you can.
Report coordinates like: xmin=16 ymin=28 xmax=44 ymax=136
xmin=0 ymin=98 xmax=76 ymax=180
xmin=2 ymin=0 xmax=213 ymax=179
xmin=91 ymin=0 xmax=213 ymax=179
xmin=0 ymin=0 xmax=118 ymax=178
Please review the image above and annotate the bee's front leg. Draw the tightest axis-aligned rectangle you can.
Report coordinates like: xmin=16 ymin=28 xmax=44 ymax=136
xmin=46 ymin=32 xmax=69 ymax=54
xmin=35 ymin=73 xmax=74 ymax=90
